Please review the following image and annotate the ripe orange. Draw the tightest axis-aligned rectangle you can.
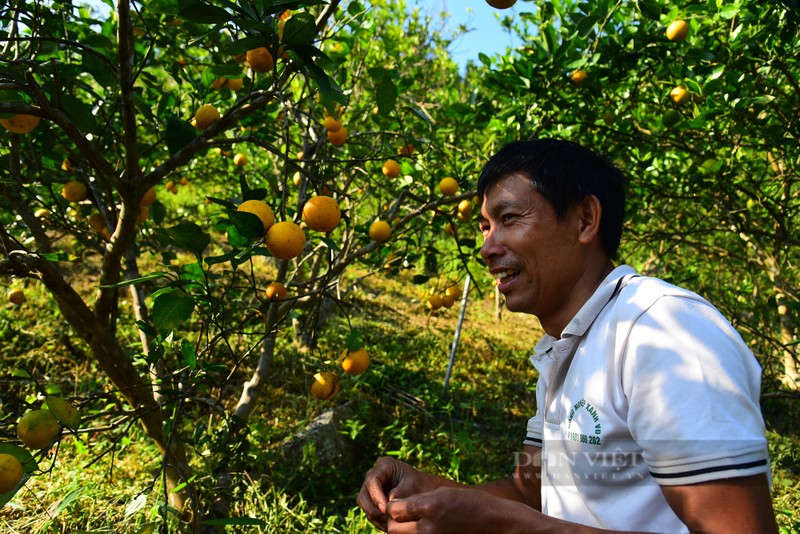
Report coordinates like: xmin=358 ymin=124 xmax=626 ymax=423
xmin=226 ymin=78 xmax=244 ymax=91
xmin=88 ymin=212 xmax=107 ymax=232
xmin=237 ymin=199 xmax=275 ymax=233
xmin=445 ymin=285 xmax=461 ymax=299
xmin=61 ymin=180 xmax=88 ymax=202
xmin=323 ymin=115 xmax=343 ymax=132
xmin=457 ymin=200 xmax=473 ymax=222
xmin=666 ymin=20 xmax=690 ymax=42
xmin=0 ymin=453 xmax=24 ymax=493
xmin=369 ymin=220 xmax=391 ymax=242
xmin=427 ymin=294 xmax=443 ymax=310
xmin=265 ymin=221 xmax=306 ymax=260
xmin=17 ymin=409 xmax=60 ymax=450
xmin=193 ymin=104 xmax=220 ymax=129
xmin=7 ymin=288 xmax=25 ymax=305
xmin=327 ymin=127 xmax=348 ymax=146
xmin=0 ymin=114 xmax=41 ymax=134
xmin=441 ymin=293 xmax=455 ymax=308
xmin=141 ymin=186 xmax=156 ymax=207
xmin=341 ymin=348 xmax=370 ymax=376
xmin=137 ymin=205 xmax=149 ymax=224
xmin=246 ymin=47 xmax=274 ymax=72
xmin=310 ymin=371 xmax=340 ymax=400
xmin=439 ymin=177 xmax=459 ymax=196
xmin=35 ymin=208 xmax=50 ymax=219
xmin=486 ymin=0 xmax=516 ymax=8
xmin=570 ymin=69 xmax=588 ymax=86
xmin=670 ymin=85 xmax=690 ymax=105
xmin=233 ymin=153 xmax=249 ymax=166
xmin=265 ymin=281 xmax=287 ymax=300
xmin=302 ymin=195 xmax=341 ymax=232
xmin=397 ymin=143 xmax=415 ymax=156
xmin=382 ymin=159 xmax=401 ymax=178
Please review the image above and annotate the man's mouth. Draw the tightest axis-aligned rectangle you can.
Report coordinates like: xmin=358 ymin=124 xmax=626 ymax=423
xmin=493 ymin=269 xmax=519 ymax=286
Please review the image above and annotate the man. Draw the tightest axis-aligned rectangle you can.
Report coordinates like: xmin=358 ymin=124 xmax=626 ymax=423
xmin=357 ymin=139 xmax=777 ymax=533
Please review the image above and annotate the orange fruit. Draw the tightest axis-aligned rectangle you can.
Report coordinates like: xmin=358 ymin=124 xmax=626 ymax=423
xmin=486 ymin=0 xmax=516 ymax=8
xmin=457 ymin=199 xmax=473 ymax=222
xmin=397 ymin=143 xmax=415 ymax=156
xmin=369 ymin=220 xmax=391 ymax=242
xmin=246 ymin=47 xmax=274 ymax=72
xmin=88 ymin=212 xmax=107 ymax=233
xmin=382 ymin=159 xmax=401 ymax=178
xmin=439 ymin=177 xmax=459 ymax=196
xmin=441 ymin=293 xmax=455 ymax=308
xmin=327 ymin=127 xmax=348 ymax=146
xmin=237 ymin=199 xmax=275 ymax=233
xmin=226 ymin=78 xmax=244 ymax=91
xmin=0 ymin=114 xmax=40 ymax=134
xmin=670 ymin=86 xmax=690 ymax=106
xmin=302 ymin=195 xmax=341 ymax=232
xmin=427 ymin=294 xmax=443 ymax=310
xmin=141 ymin=186 xmax=156 ymax=207
xmin=233 ymin=153 xmax=249 ymax=166
xmin=323 ymin=115 xmax=343 ymax=132
xmin=445 ymin=285 xmax=461 ymax=299
xmin=35 ymin=208 xmax=50 ymax=219
xmin=0 ymin=453 xmax=24 ymax=494
xmin=17 ymin=409 xmax=60 ymax=450
xmin=61 ymin=180 xmax=88 ymax=202
xmin=310 ymin=371 xmax=340 ymax=400
xmin=666 ymin=20 xmax=690 ymax=42
xmin=570 ymin=69 xmax=588 ymax=86
xmin=341 ymin=348 xmax=370 ymax=376
xmin=7 ymin=288 xmax=25 ymax=305
xmin=265 ymin=281 xmax=287 ymax=300
xmin=265 ymin=221 xmax=306 ymax=260
xmin=193 ymin=104 xmax=220 ymax=129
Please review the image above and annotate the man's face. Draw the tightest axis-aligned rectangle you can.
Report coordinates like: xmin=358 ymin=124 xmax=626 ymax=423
xmin=478 ymin=173 xmax=584 ymax=326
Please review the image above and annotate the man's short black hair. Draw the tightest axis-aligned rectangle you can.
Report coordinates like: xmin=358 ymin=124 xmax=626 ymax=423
xmin=477 ymin=138 xmax=626 ymax=259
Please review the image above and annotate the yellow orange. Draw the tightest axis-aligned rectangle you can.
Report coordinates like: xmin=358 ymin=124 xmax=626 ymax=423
xmin=323 ymin=116 xmax=343 ymax=132
xmin=17 ymin=409 xmax=60 ymax=450
xmin=237 ymin=199 xmax=275 ymax=233
xmin=397 ymin=143 xmax=415 ymax=156
xmin=265 ymin=221 xmax=306 ymax=260
xmin=302 ymin=195 xmax=341 ymax=232
xmin=246 ymin=47 xmax=274 ymax=72
xmin=141 ymin=186 xmax=156 ymax=207
xmin=341 ymin=348 xmax=370 ymax=376
xmin=0 ymin=454 xmax=23 ymax=494
xmin=265 ymin=282 xmax=287 ymax=300
xmin=233 ymin=153 xmax=249 ymax=166
xmin=193 ymin=104 xmax=220 ymax=129
xmin=382 ymin=159 xmax=401 ymax=178
xmin=327 ymin=127 xmax=348 ymax=146
xmin=7 ymin=288 xmax=25 ymax=305
xmin=666 ymin=20 xmax=690 ymax=42
xmin=670 ymin=85 xmax=690 ymax=105
xmin=439 ymin=177 xmax=459 ymax=196
xmin=369 ymin=220 xmax=391 ymax=242
xmin=61 ymin=180 xmax=88 ymax=202
xmin=427 ymin=294 xmax=443 ymax=311
xmin=0 ymin=114 xmax=40 ymax=134
xmin=570 ymin=69 xmax=588 ymax=86
xmin=310 ymin=371 xmax=340 ymax=400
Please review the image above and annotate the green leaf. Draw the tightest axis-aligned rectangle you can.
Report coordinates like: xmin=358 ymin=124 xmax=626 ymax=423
xmin=229 ymin=211 xmax=265 ymax=240
xmin=152 ymin=291 xmax=195 ymax=332
xmin=345 ymin=328 xmax=364 ymax=351
xmin=181 ymin=339 xmax=197 ymax=370
xmin=39 ymin=252 xmax=78 ymax=262
xmin=205 ymin=248 xmax=241 ymax=266
xmin=159 ymin=222 xmax=210 ymax=257
xmin=60 ymin=94 xmax=97 ymax=134
xmin=243 ymin=188 xmax=269 ymax=201
xmin=145 ymin=0 xmax=180 ymax=15
xmin=178 ymin=0 xmax=231 ymax=23
xmin=376 ymin=77 xmax=397 ymax=116
xmin=281 ymin=12 xmax=316 ymax=47
xmin=99 ymin=271 xmax=169 ymax=289
xmin=206 ymin=196 xmax=239 ymax=209
xmin=51 ymin=486 xmax=86 ymax=518
xmin=165 ymin=115 xmax=197 ymax=156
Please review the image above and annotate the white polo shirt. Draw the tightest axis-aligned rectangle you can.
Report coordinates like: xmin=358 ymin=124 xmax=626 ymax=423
xmin=525 ymin=265 xmax=770 ymax=532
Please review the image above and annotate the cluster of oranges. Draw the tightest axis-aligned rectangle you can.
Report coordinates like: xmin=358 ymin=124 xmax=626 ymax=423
xmin=0 ymin=396 xmax=81 ymax=495
xmin=426 ymin=284 xmax=462 ymax=312
xmin=310 ymin=347 xmax=371 ymax=401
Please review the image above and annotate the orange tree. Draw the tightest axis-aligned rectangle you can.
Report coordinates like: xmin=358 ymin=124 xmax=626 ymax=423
xmin=457 ymin=0 xmax=798 ymax=389
xmin=0 ymin=0 xmax=488 ymax=528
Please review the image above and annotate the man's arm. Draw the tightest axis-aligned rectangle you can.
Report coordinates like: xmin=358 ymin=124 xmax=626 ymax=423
xmin=661 ymin=473 xmax=777 ymax=534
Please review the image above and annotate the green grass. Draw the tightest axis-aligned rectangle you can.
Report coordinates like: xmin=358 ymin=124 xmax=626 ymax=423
xmin=2 ymin=265 xmax=799 ymax=533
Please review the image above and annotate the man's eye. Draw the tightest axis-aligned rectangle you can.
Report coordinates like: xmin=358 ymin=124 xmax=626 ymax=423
xmin=501 ymin=214 xmax=517 ymax=223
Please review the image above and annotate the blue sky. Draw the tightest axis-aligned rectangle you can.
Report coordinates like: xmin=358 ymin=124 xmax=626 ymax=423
xmin=412 ymin=0 xmax=525 ymax=73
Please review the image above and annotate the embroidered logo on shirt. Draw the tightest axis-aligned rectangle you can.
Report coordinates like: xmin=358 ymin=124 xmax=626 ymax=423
xmin=566 ymin=398 xmax=602 ymax=445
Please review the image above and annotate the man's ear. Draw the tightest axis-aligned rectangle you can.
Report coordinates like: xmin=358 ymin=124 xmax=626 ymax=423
xmin=576 ymin=195 xmax=602 ymax=245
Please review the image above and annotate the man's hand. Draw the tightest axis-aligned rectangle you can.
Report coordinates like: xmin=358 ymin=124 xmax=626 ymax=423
xmin=357 ymin=457 xmax=456 ymax=531
xmin=384 ymin=486 xmax=536 ymax=534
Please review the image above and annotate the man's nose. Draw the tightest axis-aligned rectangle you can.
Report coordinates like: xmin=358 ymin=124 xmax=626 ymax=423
xmin=479 ymin=228 xmax=502 ymax=261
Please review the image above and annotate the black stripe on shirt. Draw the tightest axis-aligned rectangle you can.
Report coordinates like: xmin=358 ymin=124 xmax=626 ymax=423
xmin=650 ymin=459 xmax=768 ymax=480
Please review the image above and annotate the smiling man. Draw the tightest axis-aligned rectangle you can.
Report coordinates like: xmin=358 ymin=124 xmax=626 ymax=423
xmin=357 ymin=138 xmax=777 ymax=533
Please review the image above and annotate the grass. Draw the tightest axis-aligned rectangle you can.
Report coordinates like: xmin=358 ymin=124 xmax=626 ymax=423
xmin=2 ymin=261 xmax=799 ymax=533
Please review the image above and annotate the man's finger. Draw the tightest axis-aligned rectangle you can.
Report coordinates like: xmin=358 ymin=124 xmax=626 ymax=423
xmin=357 ymin=481 xmax=389 ymax=530
xmin=385 ymin=496 xmax=421 ymax=524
